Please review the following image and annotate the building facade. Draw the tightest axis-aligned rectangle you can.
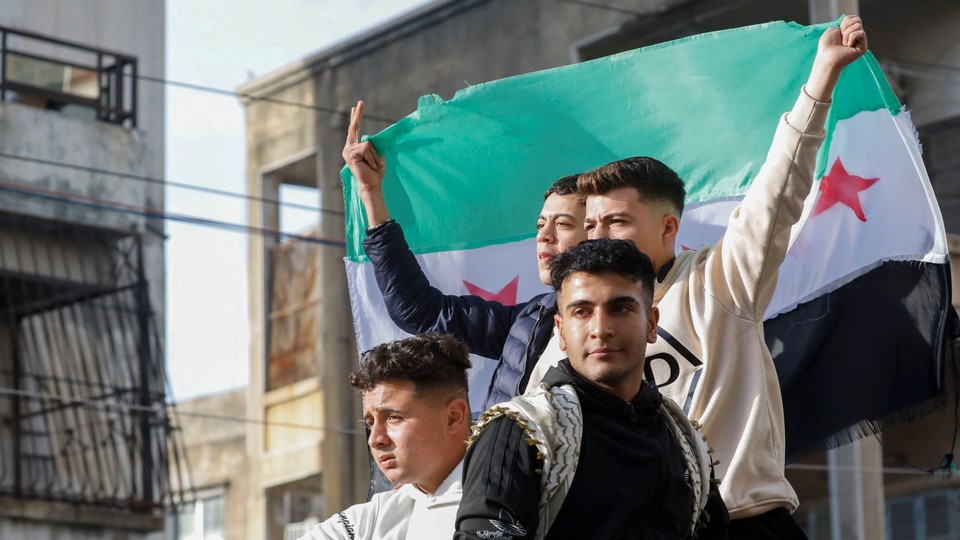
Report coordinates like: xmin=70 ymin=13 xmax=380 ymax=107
xmin=167 ymin=388 xmax=249 ymax=540
xmin=239 ymin=1 xmax=960 ymax=539
xmin=0 ymin=1 xmax=176 ymax=538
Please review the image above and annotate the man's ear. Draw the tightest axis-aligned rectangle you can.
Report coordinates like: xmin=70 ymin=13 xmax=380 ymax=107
xmin=555 ymin=313 xmax=567 ymax=351
xmin=647 ymin=306 xmax=660 ymax=344
xmin=661 ymin=213 xmax=680 ymax=249
xmin=447 ymin=398 xmax=469 ymax=431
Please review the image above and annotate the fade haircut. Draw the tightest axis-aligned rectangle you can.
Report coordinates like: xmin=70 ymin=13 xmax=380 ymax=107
xmin=577 ymin=156 xmax=686 ymax=216
xmin=350 ymin=332 xmax=471 ymax=403
xmin=549 ymin=238 xmax=656 ymax=307
xmin=543 ymin=173 xmax=581 ymax=201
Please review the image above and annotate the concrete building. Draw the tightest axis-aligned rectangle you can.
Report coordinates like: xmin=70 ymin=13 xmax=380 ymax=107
xmin=239 ymin=1 xmax=960 ymax=539
xmin=167 ymin=388 xmax=249 ymax=540
xmin=0 ymin=1 xmax=175 ymax=539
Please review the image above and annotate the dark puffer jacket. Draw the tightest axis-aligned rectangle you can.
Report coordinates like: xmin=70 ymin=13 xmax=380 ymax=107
xmin=363 ymin=221 xmax=555 ymax=408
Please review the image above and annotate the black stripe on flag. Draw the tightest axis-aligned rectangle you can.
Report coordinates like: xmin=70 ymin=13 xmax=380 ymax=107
xmin=765 ymin=259 xmax=957 ymax=461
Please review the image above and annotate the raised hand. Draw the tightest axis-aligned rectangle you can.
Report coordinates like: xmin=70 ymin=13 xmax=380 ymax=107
xmin=806 ymin=15 xmax=868 ymax=102
xmin=342 ymin=100 xmax=391 ymax=226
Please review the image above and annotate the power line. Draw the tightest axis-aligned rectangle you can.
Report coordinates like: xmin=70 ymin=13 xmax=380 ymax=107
xmin=554 ymin=0 xmax=650 ymax=17
xmin=0 ymin=178 xmax=347 ymax=248
xmin=137 ymin=73 xmax=401 ymax=124
xmin=0 ymin=386 xmax=364 ymax=436
xmin=786 ymin=463 xmax=956 ymax=477
xmin=0 ymin=150 xmax=344 ymax=217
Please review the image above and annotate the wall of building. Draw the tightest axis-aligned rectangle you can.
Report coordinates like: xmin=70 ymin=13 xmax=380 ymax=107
xmin=0 ymin=1 xmax=167 ymax=538
xmin=170 ymin=388 xmax=249 ymax=540
xmin=0 ymin=0 xmax=166 ymax=325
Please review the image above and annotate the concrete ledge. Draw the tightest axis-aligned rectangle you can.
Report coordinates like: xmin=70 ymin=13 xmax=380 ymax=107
xmin=0 ymin=497 xmax=164 ymax=532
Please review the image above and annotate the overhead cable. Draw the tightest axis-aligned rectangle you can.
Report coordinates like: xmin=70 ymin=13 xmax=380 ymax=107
xmin=0 ymin=150 xmax=343 ymax=216
xmin=0 ymin=179 xmax=347 ymax=248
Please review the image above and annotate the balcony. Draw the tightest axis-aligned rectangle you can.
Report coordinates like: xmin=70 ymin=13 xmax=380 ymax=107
xmin=0 ymin=25 xmax=137 ymax=127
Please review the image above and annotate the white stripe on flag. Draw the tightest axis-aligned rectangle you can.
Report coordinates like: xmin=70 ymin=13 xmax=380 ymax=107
xmin=769 ymin=109 xmax=948 ymax=318
xmin=346 ymin=238 xmax=546 ymax=411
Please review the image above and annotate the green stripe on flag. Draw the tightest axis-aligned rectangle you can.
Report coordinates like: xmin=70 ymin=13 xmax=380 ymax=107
xmin=343 ymin=18 xmax=901 ymax=263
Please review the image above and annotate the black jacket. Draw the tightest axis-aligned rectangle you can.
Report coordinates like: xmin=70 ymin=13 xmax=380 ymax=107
xmin=455 ymin=360 xmax=729 ymax=539
xmin=364 ymin=221 xmax=555 ymax=408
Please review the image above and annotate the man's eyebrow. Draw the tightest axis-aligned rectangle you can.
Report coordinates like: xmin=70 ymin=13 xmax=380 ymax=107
xmin=373 ymin=406 xmax=403 ymax=414
xmin=597 ymin=211 xmax=632 ymax=220
xmin=564 ymin=298 xmax=595 ymax=310
xmin=605 ymin=296 xmax=641 ymax=307
xmin=539 ymin=212 xmax=580 ymax=220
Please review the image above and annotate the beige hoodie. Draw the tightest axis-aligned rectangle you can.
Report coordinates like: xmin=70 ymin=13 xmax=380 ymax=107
xmin=649 ymin=88 xmax=830 ymax=519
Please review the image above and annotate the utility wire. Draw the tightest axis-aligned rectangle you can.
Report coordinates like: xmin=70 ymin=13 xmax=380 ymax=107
xmin=0 ymin=386 xmax=364 ymax=435
xmin=137 ymin=73 xmax=401 ymax=124
xmin=786 ymin=463 xmax=955 ymax=477
xmin=0 ymin=150 xmax=343 ymax=217
xmin=5 ymin=380 xmax=950 ymax=471
xmin=0 ymin=178 xmax=347 ymax=248
xmin=554 ymin=0 xmax=650 ymax=17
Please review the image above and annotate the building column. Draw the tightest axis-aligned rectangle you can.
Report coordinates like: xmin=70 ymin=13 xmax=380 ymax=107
xmin=808 ymin=0 xmax=859 ymax=23
xmin=827 ymin=436 xmax=886 ymax=540
xmin=247 ymin=171 xmax=281 ymax=540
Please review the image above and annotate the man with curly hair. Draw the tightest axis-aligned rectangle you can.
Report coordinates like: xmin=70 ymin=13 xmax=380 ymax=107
xmin=301 ymin=332 xmax=472 ymax=539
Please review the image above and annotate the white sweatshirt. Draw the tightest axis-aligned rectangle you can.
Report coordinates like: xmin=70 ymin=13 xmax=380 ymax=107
xmin=301 ymin=461 xmax=463 ymax=540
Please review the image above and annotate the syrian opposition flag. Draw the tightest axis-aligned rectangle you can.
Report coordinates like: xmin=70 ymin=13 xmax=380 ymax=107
xmin=343 ymin=19 xmax=954 ymax=457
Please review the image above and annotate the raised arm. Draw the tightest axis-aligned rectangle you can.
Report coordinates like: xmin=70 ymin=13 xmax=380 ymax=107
xmin=346 ymin=101 xmax=523 ymax=359
xmin=343 ymin=100 xmax=390 ymax=227
xmin=706 ymin=15 xmax=868 ymax=320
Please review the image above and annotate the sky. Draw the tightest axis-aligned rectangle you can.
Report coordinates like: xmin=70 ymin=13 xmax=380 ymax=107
xmin=165 ymin=0 xmax=434 ymax=400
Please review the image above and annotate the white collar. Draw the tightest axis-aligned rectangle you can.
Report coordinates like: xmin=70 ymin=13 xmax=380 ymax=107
xmin=399 ymin=459 xmax=464 ymax=503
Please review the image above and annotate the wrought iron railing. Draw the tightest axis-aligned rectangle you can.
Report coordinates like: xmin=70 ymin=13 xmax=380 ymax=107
xmin=0 ymin=25 xmax=137 ymax=127
xmin=0 ymin=213 xmax=189 ymax=512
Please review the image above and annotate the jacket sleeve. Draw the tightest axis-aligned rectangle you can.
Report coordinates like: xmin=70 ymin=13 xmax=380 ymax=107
xmin=455 ymin=417 xmax=542 ymax=539
xmin=363 ymin=221 xmax=524 ymax=359
xmin=702 ymin=88 xmax=831 ymax=321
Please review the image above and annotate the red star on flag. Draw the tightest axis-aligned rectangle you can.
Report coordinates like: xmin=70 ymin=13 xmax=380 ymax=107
xmin=463 ymin=276 xmax=520 ymax=306
xmin=812 ymin=157 xmax=880 ymax=222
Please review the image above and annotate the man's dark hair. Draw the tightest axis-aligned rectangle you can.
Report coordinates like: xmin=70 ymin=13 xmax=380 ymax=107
xmin=549 ymin=238 xmax=656 ymax=306
xmin=577 ymin=156 xmax=686 ymax=216
xmin=544 ymin=173 xmax=581 ymax=201
xmin=350 ymin=332 xmax=471 ymax=402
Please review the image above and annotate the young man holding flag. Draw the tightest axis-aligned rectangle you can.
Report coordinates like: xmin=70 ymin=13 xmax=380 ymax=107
xmin=570 ymin=15 xmax=867 ymax=538
xmin=344 ymin=109 xmax=585 ymax=410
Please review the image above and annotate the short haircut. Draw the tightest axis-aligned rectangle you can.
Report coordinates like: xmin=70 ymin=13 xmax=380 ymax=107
xmin=543 ymin=173 xmax=581 ymax=201
xmin=549 ymin=238 xmax=656 ymax=307
xmin=577 ymin=156 xmax=686 ymax=216
xmin=350 ymin=332 xmax=472 ymax=403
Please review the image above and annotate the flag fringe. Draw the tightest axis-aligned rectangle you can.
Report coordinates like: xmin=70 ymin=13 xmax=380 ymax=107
xmin=787 ymin=394 xmax=948 ymax=464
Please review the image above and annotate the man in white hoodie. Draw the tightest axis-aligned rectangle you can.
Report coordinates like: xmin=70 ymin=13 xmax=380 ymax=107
xmin=301 ymin=332 xmax=472 ymax=540
xmin=573 ymin=15 xmax=867 ymax=539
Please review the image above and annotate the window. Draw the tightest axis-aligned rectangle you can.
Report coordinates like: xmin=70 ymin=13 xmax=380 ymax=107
xmin=0 ymin=25 xmax=137 ymax=126
xmin=886 ymin=488 xmax=960 ymax=540
xmin=171 ymin=495 xmax=225 ymax=540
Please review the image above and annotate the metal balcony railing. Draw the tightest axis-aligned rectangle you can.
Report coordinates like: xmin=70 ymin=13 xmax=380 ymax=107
xmin=0 ymin=25 xmax=137 ymax=127
xmin=0 ymin=213 xmax=190 ymax=513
